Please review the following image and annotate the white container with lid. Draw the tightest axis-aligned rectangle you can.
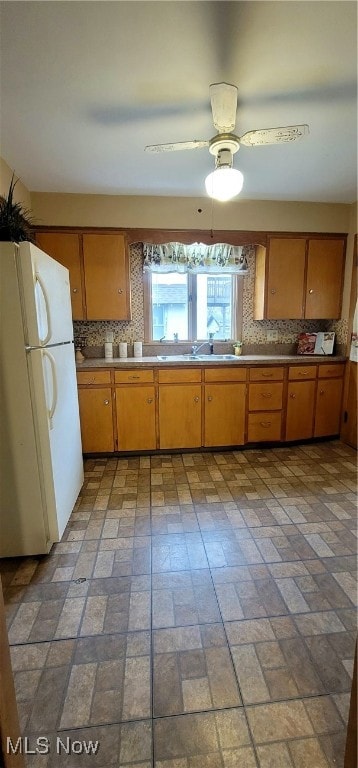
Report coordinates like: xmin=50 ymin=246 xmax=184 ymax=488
xmin=133 ymin=341 xmax=143 ymax=358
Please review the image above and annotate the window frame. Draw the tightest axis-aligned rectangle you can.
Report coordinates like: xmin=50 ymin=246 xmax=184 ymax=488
xmin=143 ymin=270 xmax=243 ymax=342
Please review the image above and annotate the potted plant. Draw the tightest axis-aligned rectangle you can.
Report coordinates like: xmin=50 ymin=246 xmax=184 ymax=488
xmin=233 ymin=340 xmax=243 ymax=356
xmin=0 ymin=174 xmax=35 ymax=243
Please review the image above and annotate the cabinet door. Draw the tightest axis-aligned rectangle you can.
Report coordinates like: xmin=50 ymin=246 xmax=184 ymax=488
xmin=204 ymin=383 xmax=245 ymax=447
xmin=285 ymin=380 xmax=316 ymax=441
xmin=159 ymin=384 xmax=201 ymax=449
xmin=35 ymin=232 xmax=84 ymax=319
xmin=305 ymin=239 xmax=345 ymax=319
xmin=78 ymin=387 xmax=114 ymax=452
xmin=83 ymin=234 xmax=130 ymax=320
xmin=116 ymin=385 xmax=156 ymax=451
xmin=314 ymin=378 xmax=343 ymax=437
xmin=266 ymin=238 xmax=306 ymax=319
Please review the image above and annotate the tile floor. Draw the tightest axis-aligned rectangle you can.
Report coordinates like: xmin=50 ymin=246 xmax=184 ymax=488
xmin=1 ymin=439 xmax=357 ymax=767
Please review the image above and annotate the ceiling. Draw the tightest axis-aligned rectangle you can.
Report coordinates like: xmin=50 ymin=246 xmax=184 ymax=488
xmin=0 ymin=1 xmax=357 ymax=203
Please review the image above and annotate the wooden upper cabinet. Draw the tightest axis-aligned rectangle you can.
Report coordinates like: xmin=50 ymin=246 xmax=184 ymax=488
xmin=35 ymin=232 xmax=84 ymax=319
xmin=83 ymin=234 xmax=131 ymax=320
xmin=305 ymin=238 xmax=345 ymax=319
xmin=254 ymin=236 xmax=346 ymax=320
xmin=254 ymin=238 xmax=306 ymax=319
xmin=266 ymin=238 xmax=306 ymax=319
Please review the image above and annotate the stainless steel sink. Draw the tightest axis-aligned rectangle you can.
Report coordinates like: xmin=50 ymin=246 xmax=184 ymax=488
xmin=156 ymin=354 xmax=238 ymax=362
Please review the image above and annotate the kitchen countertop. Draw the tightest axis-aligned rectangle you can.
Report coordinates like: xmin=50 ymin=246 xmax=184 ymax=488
xmin=76 ymin=354 xmax=346 ymax=369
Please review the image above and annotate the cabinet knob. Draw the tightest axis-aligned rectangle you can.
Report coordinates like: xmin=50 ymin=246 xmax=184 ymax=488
xmin=270 ymin=289 xmax=276 ymax=294
xmin=309 ymin=289 xmax=314 ymax=294
xmin=104 ymin=399 xmax=110 ymax=405
xmin=207 ymin=395 xmax=213 ymax=402
xmin=72 ymin=288 xmax=78 ymax=293
xmin=194 ymin=396 xmax=199 ymax=403
xmin=262 ymin=372 xmax=273 ymax=377
xmin=260 ymin=421 xmax=272 ymax=428
xmin=118 ymin=288 xmax=123 ymax=294
xmin=129 ymin=375 xmax=140 ymax=380
xmin=147 ymin=398 xmax=153 ymax=404
xmin=261 ymin=392 xmax=272 ymax=398
xmin=299 ymin=372 xmax=308 ymax=376
xmin=319 ymin=389 xmax=325 ymax=395
xmin=289 ymin=393 xmax=296 ymax=399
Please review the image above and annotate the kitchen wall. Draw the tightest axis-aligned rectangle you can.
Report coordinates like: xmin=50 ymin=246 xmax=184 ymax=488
xmin=31 ymin=191 xmax=351 ymax=233
xmin=73 ymin=242 xmax=344 ymax=356
xmin=1 ymin=159 xmax=354 ymax=353
xmin=31 ymin=190 xmax=354 ymax=354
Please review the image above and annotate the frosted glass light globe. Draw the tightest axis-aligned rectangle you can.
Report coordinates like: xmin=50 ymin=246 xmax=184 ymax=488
xmin=205 ymin=167 xmax=244 ymax=201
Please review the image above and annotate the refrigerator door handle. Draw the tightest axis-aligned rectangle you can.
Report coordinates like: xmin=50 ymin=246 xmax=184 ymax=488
xmin=42 ymin=350 xmax=58 ymax=429
xmin=35 ymin=271 xmax=52 ymax=345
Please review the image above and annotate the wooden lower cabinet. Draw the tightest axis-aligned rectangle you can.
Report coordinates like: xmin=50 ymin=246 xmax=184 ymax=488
xmin=116 ymin=385 xmax=156 ymax=451
xmin=159 ymin=384 xmax=202 ymax=449
xmin=286 ymin=380 xmax=316 ymax=441
xmin=314 ymin=377 xmax=344 ymax=437
xmin=204 ymin=383 xmax=246 ymax=447
xmin=76 ymin=361 xmax=345 ymax=453
xmin=248 ymin=411 xmax=282 ymax=442
xmin=78 ymin=387 xmax=114 ymax=452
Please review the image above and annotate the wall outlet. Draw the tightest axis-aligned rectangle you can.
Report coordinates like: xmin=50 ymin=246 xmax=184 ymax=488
xmin=267 ymin=329 xmax=278 ymax=342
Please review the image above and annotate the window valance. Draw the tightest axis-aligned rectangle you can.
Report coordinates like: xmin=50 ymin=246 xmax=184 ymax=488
xmin=142 ymin=242 xmax=249 ymax=274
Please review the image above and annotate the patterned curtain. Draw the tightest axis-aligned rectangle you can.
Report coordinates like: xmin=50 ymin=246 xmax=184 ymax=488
xmin=142 ymin=242 xmax=249 ymax=274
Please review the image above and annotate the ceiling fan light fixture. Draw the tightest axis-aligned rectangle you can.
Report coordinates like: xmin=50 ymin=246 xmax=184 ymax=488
xmin=205 ymin=148 xmax=244 ymax=201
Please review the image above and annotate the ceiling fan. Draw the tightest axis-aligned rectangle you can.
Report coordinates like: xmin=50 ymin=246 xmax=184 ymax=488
xmin=145 ymin=82 xmax=309 ymax=200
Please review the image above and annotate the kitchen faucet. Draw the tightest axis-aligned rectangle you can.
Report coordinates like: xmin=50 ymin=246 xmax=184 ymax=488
xmin=191 ymin=340 xmax=214 ymax=355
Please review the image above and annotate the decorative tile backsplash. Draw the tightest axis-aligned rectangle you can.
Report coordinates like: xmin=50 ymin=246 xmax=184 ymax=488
xmin=74 ymin=243 xmax=347 ymax=354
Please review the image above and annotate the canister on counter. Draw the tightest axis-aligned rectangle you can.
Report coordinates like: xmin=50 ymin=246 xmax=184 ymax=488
xmin=119 ymin=342 xmax=128 ymax=358
xmin=133 ymin=341 xmax=143 ymax=358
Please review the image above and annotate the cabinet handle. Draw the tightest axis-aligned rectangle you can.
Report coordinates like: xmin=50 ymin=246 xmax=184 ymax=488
xmin=208 ymin=395 xmax=213 ymax=402
xmin=260 ymin=421 xmax=272 ymax=427
xmin=129 ymin=375 xmax=140 ymax=380
xmin=104 ymin=399 xmax=110 ymax=405
xmin=261 ymin=392 xmax=272 ymax=398
xmin=72 ymin=288 xmax=78 ymax=293
xmin=319 ymin=389 xmax=325 ymax=395
xmin=270 ymin=289 xmax=276 ymax=294
xmin=309 ymin=289 xmax=314 ymax=294
xmin=194 ymin=396 xmax=199 ymax=403
xmin=289 ymin=393 xmax=296 ymax=399
xmin=299 ymin=371 xmax=308 ymax=376
xmin=118 ymin=288 xmax=123 ymax=294
xmin=262 ymin=372 xmax=273 ymax=377
xmin=147 ymin=398 xmax=153 ymax=404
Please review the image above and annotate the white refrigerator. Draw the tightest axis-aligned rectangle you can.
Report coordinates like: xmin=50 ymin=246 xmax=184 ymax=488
xmin=0 ymin=241 xmax=84 ymax=556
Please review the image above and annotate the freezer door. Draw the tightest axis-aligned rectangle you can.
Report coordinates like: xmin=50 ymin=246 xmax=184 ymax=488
xmin=28 ymin=343 xmax=84 ymax=542
xmin=18 ymin=242 xmax=73 ymax=346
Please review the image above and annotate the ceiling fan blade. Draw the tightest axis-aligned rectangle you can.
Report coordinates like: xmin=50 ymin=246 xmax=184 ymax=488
xmin=239 ymin=124 xmax=309 ymax=147
xmin=145 ymin=140 xmax=209 ymax=153
xmin=210 ymin=82 xmax=238 ymax=133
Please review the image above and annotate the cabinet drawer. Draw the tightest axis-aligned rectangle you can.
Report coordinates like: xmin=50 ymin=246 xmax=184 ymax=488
xmin=288 ymin=365 xmax=317 ymax=380
xmin=115 ymin=369 xmax=154 ymax=384
xmin=249 ymin=366 xmax=284 ymax=381
xmin=158 ymin=368 xmax=202 ymax=383
xmin=248 ymin=412 xmax=282 ymax=442
xmin=249 ymin=382 xmax=283 ymax=411
xmin=204 ymin=367 xmax=247 ymax=382
xmin=318 ymin=363 xmax=345 ymax=379
xmin=77 ymin=370 xmax=111 ymax=385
